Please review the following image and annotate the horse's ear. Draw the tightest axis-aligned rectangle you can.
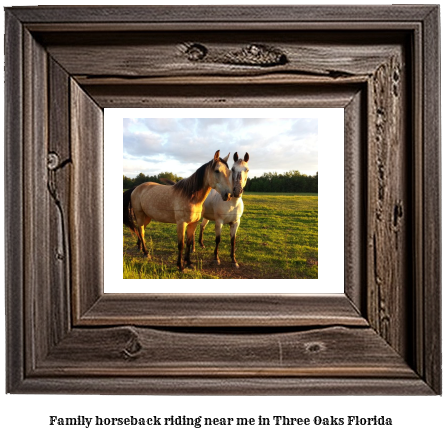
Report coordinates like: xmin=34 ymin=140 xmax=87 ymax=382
xmin=244 ymin=152 xmax=249 ymax=162
xmin=233 ymin=152 xmax=238 ymax=162
xmin=213 ymin=150 xmax=220 ymax=162
xmin=222 ymin=152 xmax=230 ymax=163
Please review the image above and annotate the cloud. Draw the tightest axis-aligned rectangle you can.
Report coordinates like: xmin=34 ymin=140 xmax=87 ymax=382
xmin=123 ymin=131 xmax=164 ymax=157
xmin=123 ymin=118 xmax=318 ymax=178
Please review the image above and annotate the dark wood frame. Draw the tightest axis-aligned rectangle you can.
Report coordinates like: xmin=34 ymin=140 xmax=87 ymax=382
xmin=5 ymin=6 xmax=441 ymax=394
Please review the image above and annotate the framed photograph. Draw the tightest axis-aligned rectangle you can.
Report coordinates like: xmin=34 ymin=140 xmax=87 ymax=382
xmin=119 ymin=111 xmax=323 ymax=282
xmin=106 ymin=107 xmax=343 ymax=292
xmin=5 ymin=5 xmax=441 ymax=394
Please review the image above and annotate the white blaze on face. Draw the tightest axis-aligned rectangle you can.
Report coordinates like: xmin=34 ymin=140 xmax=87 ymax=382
xmin=232 ymin=160 xmax=249 ymax=197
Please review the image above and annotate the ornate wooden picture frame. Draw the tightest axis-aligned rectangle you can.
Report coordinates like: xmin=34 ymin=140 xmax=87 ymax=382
xmin=5 ymin=6 xmax=441 ymax=394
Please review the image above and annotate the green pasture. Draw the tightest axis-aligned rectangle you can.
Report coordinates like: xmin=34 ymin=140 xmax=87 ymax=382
xmin=123 ymin=193 xmax=318 ymax=279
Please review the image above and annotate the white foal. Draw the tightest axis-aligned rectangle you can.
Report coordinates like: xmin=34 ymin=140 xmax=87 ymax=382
xmin=198 ymin=152 xmax=249 ymax=268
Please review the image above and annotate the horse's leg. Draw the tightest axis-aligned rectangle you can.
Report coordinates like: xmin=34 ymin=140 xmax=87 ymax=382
xmin=191 ymin=231 xmax=196 ymax=253
xmin=184 ymin=222 xmax=198 ymax=268
xmin=230 ymin=219 xmax=240 ymax=269
xmin=135 ymin=225 xmax=144 ymax=251
xmin=198 ymin=218 xmax=209 ymax=248
xmin=130 ymin=216 xmax=142 ymax=251
xmin=133 ymin=210 xmax=151 ymax=258
xmin=176 ymin=222 xmax=186 ymax=271
xmin=213 ymin=220 xmax=223 ymax=265
xmin=138 ymin=217 xmax=152 ymax=258
xmin=191 ymin=223 xmax=197 ymax=253
xmin=131 ymin=226 xmax=142 ymax=251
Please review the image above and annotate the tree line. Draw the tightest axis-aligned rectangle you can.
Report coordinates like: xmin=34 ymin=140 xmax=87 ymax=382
xmin=124 ymin=170 xmax=318 ymax=193
xmin=123 ymin=172 xmax=183 ymax=190
xmin=245 ymin=171 xmax=318 ymax=193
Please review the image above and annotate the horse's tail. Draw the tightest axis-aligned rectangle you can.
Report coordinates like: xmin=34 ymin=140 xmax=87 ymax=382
xmin=123 ymin=187 xmax=137 ymax=232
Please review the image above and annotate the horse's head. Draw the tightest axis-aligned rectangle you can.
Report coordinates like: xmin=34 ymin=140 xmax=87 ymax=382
xmin=209 ymin=150 xmax=233 ymax=201
xmin=231 ymin=152 xmax=250 ymax=198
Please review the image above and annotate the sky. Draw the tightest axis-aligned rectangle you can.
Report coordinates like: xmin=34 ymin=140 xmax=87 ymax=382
xmin=123 ymin=118 xmax=318 ymax=179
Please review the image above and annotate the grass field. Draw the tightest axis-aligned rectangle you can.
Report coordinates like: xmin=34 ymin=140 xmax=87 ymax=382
xmin=123 ymin=192 xmax=318 ymax=279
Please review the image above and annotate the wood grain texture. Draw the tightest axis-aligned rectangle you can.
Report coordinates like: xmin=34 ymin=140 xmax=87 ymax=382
xmin=8 ymin=5 xmax=437 ymax=23
xmin=23 ymin=29 xmax=50 ymax=371
xmin=4 ymin=5 xmax=441 ymax=395
xmin=41 ymin=32 xmax=400 ymax=79
xmin=37 ymin=326 xmax=415 ymax=378
xmin=12 ymin=377 xmax=434 ymax=396
xmin=70 ymin=81 xmax=104 ymax=320
xmin=344 ymin=90 xmax=366 ymax=314
xmin=48 ymin=58 xmax=72 ymax=345
xmin=79 ymin=294 xmax=367 ymax=327
xmin=366 ymin=51 xmax=409 ymax=358
xmin=422 ymin=6 xmax=442 ymax=394
xmin=83 ymin=82 xmax=361 ymax=109
xmin=4 ymin=10 xmax=25 ymax=393
xmin=411 ymin=20 xmax=425 ymax=381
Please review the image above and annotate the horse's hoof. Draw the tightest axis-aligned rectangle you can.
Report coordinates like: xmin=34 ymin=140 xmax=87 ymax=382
xmin=232 ymin=262 xmax=240 ymax=269
xmin=213 ymin=259 xmax=221 ymax=266
xmin=186 ymin=263 xmax=195 ymax=270
xmin=144 ymin=254 xmax=151 ymax=260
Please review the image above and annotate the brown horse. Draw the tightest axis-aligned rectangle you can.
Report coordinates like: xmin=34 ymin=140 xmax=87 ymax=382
xmin=123 ymin=151 xmax=232 ymax=271
xmin=159 ymin=152 xmax=250 ymax=268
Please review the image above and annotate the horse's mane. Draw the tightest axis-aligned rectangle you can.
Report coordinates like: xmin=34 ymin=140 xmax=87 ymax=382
xmin=172 ymin=157 xmax=229 ymax=199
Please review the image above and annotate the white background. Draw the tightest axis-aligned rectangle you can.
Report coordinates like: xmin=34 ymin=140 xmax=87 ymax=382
xmin=1 ymin=1 xmax=442 ymax=437
xmin=106 ymin=108 xmax=343 ymax=293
